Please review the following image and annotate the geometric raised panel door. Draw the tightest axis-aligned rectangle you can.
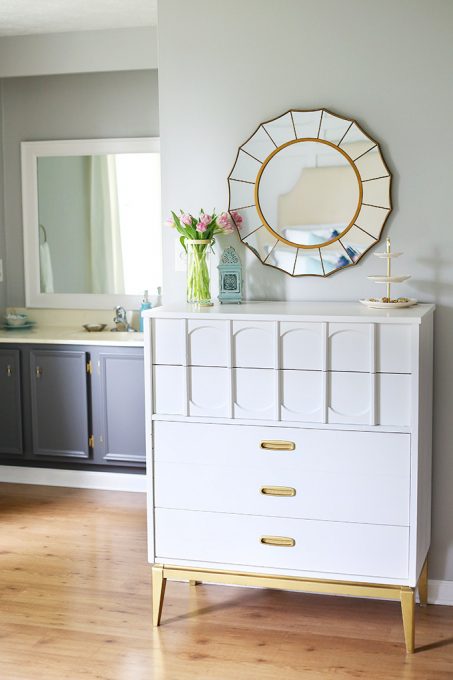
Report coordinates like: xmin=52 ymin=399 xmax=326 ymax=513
xmin=0 ymin=349 xmax=23 ymax=456
xmin=29 ymin=349 xmax=90 ymax=459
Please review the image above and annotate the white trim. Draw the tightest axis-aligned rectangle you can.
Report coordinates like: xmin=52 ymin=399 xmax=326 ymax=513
xmin=21 ymin=137 xmax=160 ymax=310
xmin=0 ymin=465 xmax=146 ymax=492
xmin=428 ymin=579 xmax=453 ymax=606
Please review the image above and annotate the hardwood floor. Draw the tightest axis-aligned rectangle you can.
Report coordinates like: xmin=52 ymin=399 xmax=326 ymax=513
xmin=1 ymin=483 xmax=453 ymax=680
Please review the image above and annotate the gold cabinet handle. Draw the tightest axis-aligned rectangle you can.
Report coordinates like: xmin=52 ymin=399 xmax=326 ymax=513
xmin=6 ymin=364 xmax=12 ymax=377
xmin=260 ymin=486 xmax=296 ymax=497
xmin=35 ymin=366 xmax=42 ymax=379
xmin=260 ymin=536 xmax=295 ymax=547
xmin=260 ymin=440 xmax=295 ymax=451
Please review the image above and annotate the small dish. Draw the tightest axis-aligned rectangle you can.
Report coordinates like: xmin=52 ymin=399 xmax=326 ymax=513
xmin=2 ymin=321 xmax=35 ymax=330
xmin=360 ymin=298 xmax=417 ymax=309
xmin=83 ymin=323 xmax=107 ymax=333
xmin=368 ymin=275 xmax=411 ymax=283
xmin=5 ymin=313 xmax=29 ymax=327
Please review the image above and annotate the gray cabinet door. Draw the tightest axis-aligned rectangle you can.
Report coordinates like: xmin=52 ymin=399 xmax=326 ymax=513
xmin=30 ymin=349 xmax=90 ymax=459
xmin=0 ymin=349 xmax=23 ymax=456
xmin=97 ymin=350 xmax=145 ymax=464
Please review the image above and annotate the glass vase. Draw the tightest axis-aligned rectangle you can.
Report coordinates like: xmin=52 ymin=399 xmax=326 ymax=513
xmin=186 ymin=239 xmax=213 ymax=305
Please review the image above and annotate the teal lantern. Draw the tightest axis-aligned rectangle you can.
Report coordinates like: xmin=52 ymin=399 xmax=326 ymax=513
xmin=218 ymin=246 xmax=242 ymax=304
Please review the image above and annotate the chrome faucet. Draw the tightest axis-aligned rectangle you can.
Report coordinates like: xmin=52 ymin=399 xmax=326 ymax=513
xmin=111 ymin=306 xmax=135 ymax=332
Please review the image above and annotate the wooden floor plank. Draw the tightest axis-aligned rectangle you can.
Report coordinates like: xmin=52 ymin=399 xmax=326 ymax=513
xmin=1 ymin=482 xmax=452 ymax=679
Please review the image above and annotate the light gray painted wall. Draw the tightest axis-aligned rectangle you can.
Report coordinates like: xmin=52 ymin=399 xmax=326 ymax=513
xmin=2 ymin=69 xmax=159 ymax=306
xmin=158 ymin=0 xmax=453 ymax=581
xmin=0 ymin=83 xmax=5 ymax=316
xmin=0 ymin=27 xmax=157 ymax=78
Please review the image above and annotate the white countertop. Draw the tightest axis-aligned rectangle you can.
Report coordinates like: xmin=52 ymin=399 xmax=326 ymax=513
xmin=144 ymin=301 xmax=435 ymax=324
xmin=0 ymin=325 xmax=144 ymax=347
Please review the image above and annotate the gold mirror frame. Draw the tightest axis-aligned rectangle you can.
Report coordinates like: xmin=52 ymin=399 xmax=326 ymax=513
xmin=228 ymin=108 xmax=392 ymax=277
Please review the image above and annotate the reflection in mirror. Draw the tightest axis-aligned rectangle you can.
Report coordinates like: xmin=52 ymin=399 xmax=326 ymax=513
xmin=257 ymin=141 xmax=360 ymax=246
xmin=341 ymin=225 xmax=376 ymax=259
xmin=318 ymin=111 xmax=351 ymax=145
xmin=37 ymin=153 xmax=161 ymax=295
xmin=293 ymin=248 xmax=324 ymax=276
xmin=242 ymin=226 xmax=278 ymax=262
xmin=228 ymin=109 xmax=392 ymax=277
xmin=242 ymin=126 xmax=276 ymax=163
xmin=292 ymin=110 xmax=322 ymax=139
xmin=229 ymin=149 xmax=261 ymax=183
xmin=22 ymin=138 xmax=161 ymax=308
xmin=320 ymin=240 xmax=353 ymax=274
xmin=230 ymin=205 xmax=262 ymax=238
xmin=262 ymin=112 xmax=295 ymax=148
xmin=265 ymin=241 xmax=298 ymax=273
xmin=355 ymin=203 xmax=391 ymax=239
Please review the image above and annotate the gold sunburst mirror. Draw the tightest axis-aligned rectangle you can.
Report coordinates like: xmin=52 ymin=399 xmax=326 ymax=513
xmin=228 ymin=109 xmax=392 ymax=277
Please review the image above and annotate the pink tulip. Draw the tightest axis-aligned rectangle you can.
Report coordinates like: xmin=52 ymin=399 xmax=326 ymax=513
xmin=196 ymin=221 xmax=208 ymax=233
xmin=165 ymin=217 xmax=176 ymax=228
xmin=231 ymin=211 xmax=243 ymax=227
xmin=181 ymin=214 xmax=192 ymax=226
xmin=218 ymin=212 xmax=231 ymax=227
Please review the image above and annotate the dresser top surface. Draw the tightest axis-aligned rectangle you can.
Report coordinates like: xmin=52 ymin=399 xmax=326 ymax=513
xmin=145 ymin=301 xmax=434 ymax=324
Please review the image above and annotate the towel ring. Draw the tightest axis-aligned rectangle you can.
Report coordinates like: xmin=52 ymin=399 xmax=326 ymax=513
xmin=39 ymin=224 xmax=48 ymax=244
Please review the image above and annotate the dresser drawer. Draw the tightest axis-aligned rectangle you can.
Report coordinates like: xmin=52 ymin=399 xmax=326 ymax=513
xmin=153 ymin=422 xmax=410 ymax=525
xmin=155 ymin=509 xmax=409 ymax=580
xmin=153 ymin=366 xmax=412 ymax=426
xmin=152 ymin=318 xmax=414 ymax=373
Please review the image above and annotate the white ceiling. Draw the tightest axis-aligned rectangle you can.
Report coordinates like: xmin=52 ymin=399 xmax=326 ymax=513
xmin=0 ymin=0 xmax=157 ymax=37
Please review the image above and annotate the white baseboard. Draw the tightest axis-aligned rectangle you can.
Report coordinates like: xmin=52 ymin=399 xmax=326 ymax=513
xmin=428 ymin=579 xmax=453 ymax=606
xmin=0 ymin=465 xmax=146 ymax=492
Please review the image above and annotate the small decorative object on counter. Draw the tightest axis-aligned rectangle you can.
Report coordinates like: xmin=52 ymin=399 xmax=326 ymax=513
xmin=3 ymin=311 xmax=35 ymax=330
xmin=140 ymin=290 xmax=152 ymax=332
xmin=360 ymin=238 xmax=417 ymax=308
xmin=166 ymin=209 xmax=238 ymax=305
xmin=82 ymin=323 xmax=107 ymax=333
xmin=218 ymin=246 xmax=243 ymax=304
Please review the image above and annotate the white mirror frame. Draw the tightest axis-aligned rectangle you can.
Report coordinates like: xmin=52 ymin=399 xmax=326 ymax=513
xmin=21 ymin=137 xmax=161 ymax=309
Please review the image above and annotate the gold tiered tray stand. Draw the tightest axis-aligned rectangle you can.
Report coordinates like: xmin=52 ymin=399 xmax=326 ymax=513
xmin=360 ymin=238 xmax=417 ymax=309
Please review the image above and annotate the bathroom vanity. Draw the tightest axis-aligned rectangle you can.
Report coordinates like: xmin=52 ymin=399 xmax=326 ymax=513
xmin=144 ymin=301 xmax=434 ymax=653
xmin=0 ymin=328 xmax=145 ymax=471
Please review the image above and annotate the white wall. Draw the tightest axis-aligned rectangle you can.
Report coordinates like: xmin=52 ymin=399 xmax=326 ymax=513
xmin=0 ymin=27 xmax=157 ymax=78
xmin=157 ymin=0 xmax=453 ymax=581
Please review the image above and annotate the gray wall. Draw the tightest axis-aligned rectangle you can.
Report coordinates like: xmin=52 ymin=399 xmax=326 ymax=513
xmin=2 ymin=69 xmax=159 ymax=306
xmin=158 ymin=0 xmax=453 ymax=581
xmin=0 ymin=83 xmax=5 ymax=316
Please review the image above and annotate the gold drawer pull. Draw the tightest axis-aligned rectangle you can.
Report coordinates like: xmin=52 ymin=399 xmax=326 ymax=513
xmin=260 ymin=535 xmax=295 ymax=548
xmin=260 ymin=486 xmax=296 ymax=497
xmin=260 ymin=440 xmax=295 ymax=451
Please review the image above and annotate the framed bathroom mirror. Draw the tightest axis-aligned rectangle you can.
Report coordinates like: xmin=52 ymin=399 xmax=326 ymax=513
xmin=21 ymin=137 xmax=162 ymax=309
xmin=228 ymin=109 xmax=392 ymax=277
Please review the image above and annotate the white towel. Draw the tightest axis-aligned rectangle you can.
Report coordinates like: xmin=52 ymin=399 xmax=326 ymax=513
xmin=40 ymin=241 xmax=54 ymax=293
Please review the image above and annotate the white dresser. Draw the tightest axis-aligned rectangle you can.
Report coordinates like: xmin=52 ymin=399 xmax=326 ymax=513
xmin=144 ymin=301 xmax=434 ymax=653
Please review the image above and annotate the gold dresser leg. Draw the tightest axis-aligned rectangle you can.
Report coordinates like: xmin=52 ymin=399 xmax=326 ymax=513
xmin=400 ymin=587 xmax=415 ymax=653
xmin=152 ymin=565 xmax=167 ymax=627
xmin=189 ymin=580 xmax=201 ymax=587
xmin=418 ymin=559 xmax=428 ymax=607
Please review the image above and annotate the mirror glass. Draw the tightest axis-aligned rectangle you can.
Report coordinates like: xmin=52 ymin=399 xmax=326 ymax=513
xmin=257 ymin=140 xmax=360 ymax=247
xmin=228 ymin=109 xmax=392 ymax=277
xmin=37 ymin=153 xmax=161 ymax=295
xmin=22 ymin=138 xmax=161 ymax=308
